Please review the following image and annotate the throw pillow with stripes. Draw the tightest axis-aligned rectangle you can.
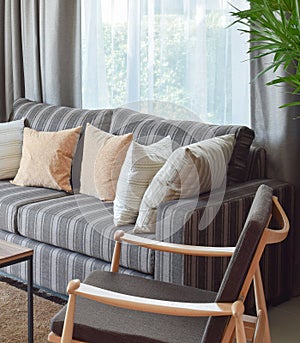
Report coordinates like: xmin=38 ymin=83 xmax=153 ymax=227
xmin=114 ymin=136 xmax=172 ymax=226
xmin=0 ymin=119 xmax=25 ymax=179
xmin=134 ymin=134 xmax=235 ymax=233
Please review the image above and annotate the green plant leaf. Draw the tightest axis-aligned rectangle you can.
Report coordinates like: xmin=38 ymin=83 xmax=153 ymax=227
xmin=279 ymin=101 xmax=300 ymax=108
xmin=230 ymin=0 xmax=300 ymax=109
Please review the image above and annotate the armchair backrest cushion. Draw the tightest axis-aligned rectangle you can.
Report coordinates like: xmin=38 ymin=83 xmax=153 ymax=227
xmin=202 ymin=184 xmax=273 ymax=342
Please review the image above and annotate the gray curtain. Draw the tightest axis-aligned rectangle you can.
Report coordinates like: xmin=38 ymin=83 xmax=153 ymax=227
xmin=251 ymin=57 xmax=300 ymax=295
xmin=0 ymin=0 xmax=81 ymax=122
xmin=0 ymin=0 xmax=24 ymax=122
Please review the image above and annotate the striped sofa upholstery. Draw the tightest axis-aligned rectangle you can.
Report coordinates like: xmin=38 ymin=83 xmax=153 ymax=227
xmin=12 ymin=98 xmax=112 ymax=132
xmin=0 ymin=98 xmax=294 ymax=308
xmin=110 ymin=107 xmax=255 ymax=184
xmin=12 ymin=98 xmax=113 ymax=192
xmin=0 ymin=181 xmax=66 ymax=233
xmin=17 ymin=194 xmax=155 ymax=275
xmin=0 ymin=230 xmax=152 ymax=294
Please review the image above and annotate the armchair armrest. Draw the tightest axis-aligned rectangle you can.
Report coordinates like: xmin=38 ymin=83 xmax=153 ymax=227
xmin=116 ymin=230 xmax=234 ymax=257
xmin=66 ymin=279 xmax=234 ymax=317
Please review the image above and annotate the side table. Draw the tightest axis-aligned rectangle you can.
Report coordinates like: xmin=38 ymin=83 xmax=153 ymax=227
xmin=0 ymin=240 xmax=34 ymax=343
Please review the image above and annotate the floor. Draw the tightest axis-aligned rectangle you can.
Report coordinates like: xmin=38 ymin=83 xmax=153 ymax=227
xmin=269 ymin=296 xmax=300 ymax=342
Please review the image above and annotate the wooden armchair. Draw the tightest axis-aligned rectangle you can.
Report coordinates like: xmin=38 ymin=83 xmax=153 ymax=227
xmin=48 ymin=184 xmax=289 ymax=343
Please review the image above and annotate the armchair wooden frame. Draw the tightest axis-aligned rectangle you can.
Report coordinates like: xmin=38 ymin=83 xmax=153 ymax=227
xmin=48 ymin=196 xmax=289 ymax=343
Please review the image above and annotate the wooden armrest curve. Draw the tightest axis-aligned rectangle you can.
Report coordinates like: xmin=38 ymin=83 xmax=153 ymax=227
xmin=265 ymin=196 xmax=290 ymax=244
xmin=69 ymin=281 xmax=233 ymax=317
xmin=115 ymin=231 xmax=235 ymax=257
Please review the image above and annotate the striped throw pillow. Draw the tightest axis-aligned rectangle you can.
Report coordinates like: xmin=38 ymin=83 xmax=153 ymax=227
xmin=113 ymin=136 xmax=172 ymax=226
xmin=0 ymin=119 xmax=25 ymax=179
xmin=134 ymin=134 xmax=235 ymax=233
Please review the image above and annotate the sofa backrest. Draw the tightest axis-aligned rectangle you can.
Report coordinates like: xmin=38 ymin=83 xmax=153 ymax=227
xmin=11 ymin=98 xmax=113 ymax=192
xmin=11 ymin=99 xmax=256 ymax=191
xmin=110 ymin=108 xmax=255 ymax=184
xmin=12 ymin=98 xmax=112 ymax=132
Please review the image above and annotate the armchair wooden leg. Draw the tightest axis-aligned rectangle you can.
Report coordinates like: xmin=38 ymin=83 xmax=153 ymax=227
xmin=253 ymin=268 xmax=271 ymax=343
xmin=253 ymin=309 xmax=271 ymax=343
xmin=111 ymin=231 xmax=124 ymax=272
xmin=61 ymin=280 xmax=81 ymax=343
xmin=232 ymin=301 xmax=247 ymax=343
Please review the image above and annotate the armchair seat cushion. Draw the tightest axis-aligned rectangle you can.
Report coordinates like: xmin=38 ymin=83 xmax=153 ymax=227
xmin=51 ymin=270 xmax=217 ymax=343
xmin=17 ymin=195 xmax=155 ymax=275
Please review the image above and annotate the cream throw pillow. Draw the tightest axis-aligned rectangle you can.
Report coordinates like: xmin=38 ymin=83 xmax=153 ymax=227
xmin=80 ymin=124 xmax=133 ymax=201
xmin=134 ymin=134 xmax=235 ymax=233
xmin=113 ymin=136 xmax=172 ymax=226
xmin=11 ymin=126 xmax=81 ymax=192
xmin=0 ymin=118 xmax=25 ymax=179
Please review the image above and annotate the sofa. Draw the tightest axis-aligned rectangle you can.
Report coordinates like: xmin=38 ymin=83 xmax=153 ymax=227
xmin=0 ymin=98 xmax=294 ymax=309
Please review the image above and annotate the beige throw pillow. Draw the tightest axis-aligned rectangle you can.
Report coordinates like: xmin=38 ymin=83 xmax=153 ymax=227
xmin=80 ymin=124 xmax=133 ymax=201
xmin=134 ymin=134 xmax=235 ymax=233
xmin=113 ymin=136 xmax=172 ymax=226
xmin=11 ymin=126 xmax=81 ymax=192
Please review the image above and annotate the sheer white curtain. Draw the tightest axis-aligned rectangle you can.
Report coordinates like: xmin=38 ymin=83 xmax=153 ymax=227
xmin=81 ymin=0 xmax=249 ymax=125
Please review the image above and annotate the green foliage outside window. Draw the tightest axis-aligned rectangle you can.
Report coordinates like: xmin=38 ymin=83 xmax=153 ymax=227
xmin=102 ymin=12 xmax=233 ymax=123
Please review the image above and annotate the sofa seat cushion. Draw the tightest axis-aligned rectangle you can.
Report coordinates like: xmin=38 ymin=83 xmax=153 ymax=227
xmin=0 ymin=181 xmax=68 ymax=233
xmin=17 ymin=194 xmax=154 ymax=275
xmin=110 ymin=108 xmax=254 ymax=184
xmin=0 ymin=230 xmax=153 ymax=295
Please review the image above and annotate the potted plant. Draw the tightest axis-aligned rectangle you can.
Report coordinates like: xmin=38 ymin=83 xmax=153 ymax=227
xmin=230 ymin=0 xmax=300 ymax=108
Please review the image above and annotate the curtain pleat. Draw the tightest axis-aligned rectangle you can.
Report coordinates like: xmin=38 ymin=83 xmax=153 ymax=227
xmin=0 ymin=0 xmax=82 ymax=122
xmin=37 ymin=0 xmax=82 ymax=107
xmin=0 ymin=0 xmax=24 ymax=121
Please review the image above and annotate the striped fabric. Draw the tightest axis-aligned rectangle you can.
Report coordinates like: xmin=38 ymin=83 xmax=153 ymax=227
xmin=12 ymin=98 xmax=112 ymax=132
xmin=0 ymin=181 xmax=67 ymax=233
xmin=154 ymin=179 xmax=294 ymax=309
xmin=0 ymin=99 xmax=291 ymax=307
xmin=0 ymin=230 xmax=152 ymax=295
xmin=17 ymin=194 xmax=155 ymax=275
xmin=134 ymin=134 xmax=235 ymax=233
xmin=246 ymin=146 xmax=267 ymax=180
xmin=113 ymin=136 xmax=173 ymax=226
xmin=11 ymin=98 xmax=113 ymax=192
xmin=110 ymin=107 xmax=255 ymax=184
xmin=0 ymin=119 xmax=25 ymax=179
xmin=0 ymin=178 xmax=293 ymax=304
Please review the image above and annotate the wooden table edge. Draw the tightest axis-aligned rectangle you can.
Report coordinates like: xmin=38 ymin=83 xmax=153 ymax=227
xmin=0 ymin=240 xmax=33 ymax=266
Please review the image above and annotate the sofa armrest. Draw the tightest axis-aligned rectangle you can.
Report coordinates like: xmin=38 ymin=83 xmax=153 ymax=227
xmin=154 ymin=178 xmax=294 ymax=307
xmin=245 ymin=146 xmax=267 ymax=180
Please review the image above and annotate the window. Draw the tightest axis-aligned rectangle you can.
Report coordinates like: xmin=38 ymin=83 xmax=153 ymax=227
xmin=82 ymin=0 xmax=249 ymax=125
